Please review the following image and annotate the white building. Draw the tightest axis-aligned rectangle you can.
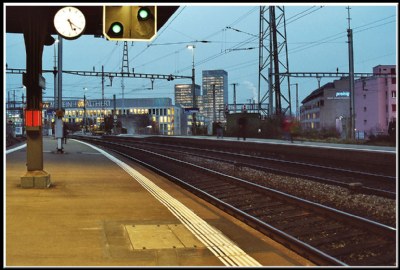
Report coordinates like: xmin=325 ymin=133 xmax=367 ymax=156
xmin=43 ymin=97 xmax=183 ymax=135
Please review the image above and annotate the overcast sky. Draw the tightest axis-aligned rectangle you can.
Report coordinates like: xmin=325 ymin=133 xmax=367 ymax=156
xmin=4 ymin=3 xmax=398 ymax=112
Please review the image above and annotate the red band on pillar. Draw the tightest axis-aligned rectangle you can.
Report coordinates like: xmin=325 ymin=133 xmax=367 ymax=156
xmin=25 ymin=110 xmax=42 ymax=128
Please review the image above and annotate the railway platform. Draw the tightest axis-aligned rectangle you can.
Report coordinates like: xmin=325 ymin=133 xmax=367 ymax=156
xmin=5 ymin=136 xmax=314 ymax=267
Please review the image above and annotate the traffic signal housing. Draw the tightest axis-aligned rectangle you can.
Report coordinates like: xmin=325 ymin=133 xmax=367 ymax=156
xmin=103 ymin=6 xmax=157 ymax=41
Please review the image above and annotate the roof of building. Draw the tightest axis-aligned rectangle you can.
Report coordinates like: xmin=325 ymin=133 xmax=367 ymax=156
xmin=202 ymin=70 xmax=228 ymax=76
xmin=301 ymin=82 xmax=334 ymax=104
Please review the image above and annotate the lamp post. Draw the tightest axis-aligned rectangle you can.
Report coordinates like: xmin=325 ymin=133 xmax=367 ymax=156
xmin=53 ymin=38 xmax=59 ymax=110
xmin=187 ymin=44 xmax=196 ymax=135
xmin=83 ymin=87 xmax=88 ymax=133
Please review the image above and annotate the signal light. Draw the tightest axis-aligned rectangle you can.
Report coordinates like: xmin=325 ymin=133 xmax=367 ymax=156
xmin=103 ymin=6 xmax=157 ymax=41
xmin=138 ymin=7 xmax=151 ymax=21
xmin=108 ymin=22 xmax=124 ymax=37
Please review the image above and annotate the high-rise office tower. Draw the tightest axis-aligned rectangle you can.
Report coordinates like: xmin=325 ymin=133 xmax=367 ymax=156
xmin=202 ymin=70 xmax=228 ymax=122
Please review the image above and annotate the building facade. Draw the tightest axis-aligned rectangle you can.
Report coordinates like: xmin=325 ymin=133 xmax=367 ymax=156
xmin=174 ymin=83 xmax=201 ymax=108
xmin=201 ymin=70 xmax=228 ymax=123
xmin=300 ymin=77 xmax=350 ymax=137
xmin=43 ymin=97 xmax=183 ymax=135
xmin=355 ymin=65 xmax=397 ymax=137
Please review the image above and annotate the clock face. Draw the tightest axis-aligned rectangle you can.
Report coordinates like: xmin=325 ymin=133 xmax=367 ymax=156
xmin=54 ymin=6 xmax=86 ymax=40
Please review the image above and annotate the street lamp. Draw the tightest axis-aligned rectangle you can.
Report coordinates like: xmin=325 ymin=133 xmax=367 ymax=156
xmin=187 ymin=44 xmax=196 ymax=135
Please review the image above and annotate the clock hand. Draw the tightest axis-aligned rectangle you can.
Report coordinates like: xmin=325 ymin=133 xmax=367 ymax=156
xmin=67 ymin=19 xmax=81 ymax=31
xmin=70 ymin=21 xmax=82 ymax=30
xmin=67 ymin=19 xmax=74 ymax=30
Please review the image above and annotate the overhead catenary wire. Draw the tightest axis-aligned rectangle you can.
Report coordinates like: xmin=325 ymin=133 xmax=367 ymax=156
xmin=134 ymin=6 xmax=337 ymax=93
xmin=21 ymin=6 xmax=394 ymax=101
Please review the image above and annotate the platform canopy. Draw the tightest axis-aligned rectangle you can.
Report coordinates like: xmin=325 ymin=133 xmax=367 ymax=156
xmin=5 ymin=5 xmax=179 ymax=37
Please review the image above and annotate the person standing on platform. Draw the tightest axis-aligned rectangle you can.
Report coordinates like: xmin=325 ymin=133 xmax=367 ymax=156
xmin=216 ymin=121 xmax=224 ymax=139
xmin=388 ymin=118 xmax=396 ymax=143
xmin=282 ymin=116 xmax=293 ymax=143
xmin=237 ymin=117 xmax=247 ymax=141
xmin=63 ymin=122 xmax=68 ymax=144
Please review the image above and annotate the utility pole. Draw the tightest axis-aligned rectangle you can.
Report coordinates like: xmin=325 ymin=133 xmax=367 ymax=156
xmin=113 ymin=94 xmax=117 ymax=134
xmin=187 ymin=44 xmax=196 ymax=135
xmin=84 ymin=93 xmax=87 ymax=132
xmin=212 ymin=84 xmax=216 ymax=123
xmin=53 ymin=38 xmax=58 ymax=112
xmin=102 ymin=65 xmax=104 ymax=130
xmin=56 ymin=36 xmax=63 ymax=153
xmin=270 ymin=7 xmax=281 ymax=115
xmin=121 ymin=41 xmax=129 ymax=112
xmin=295 ymin=83 xmax=299 ymax=120
xmin=83 ymin=87 xmax=87 ymax=133
xmin=231 ymin=83 xmax=238 ymax=113
xmin=259 ymin=6 xmax=291 ymax=117
xmin=57 ymin=37 xmax=62 ymax=111
xmin=7 ymin=91 xmax=10 ymax=117
xmin=347 ymin=6 xmax=355 ymax=140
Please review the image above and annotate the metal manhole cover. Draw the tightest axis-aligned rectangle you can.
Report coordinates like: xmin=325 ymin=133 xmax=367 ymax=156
xmin=125 ymin=224 xmax=204 ymax=250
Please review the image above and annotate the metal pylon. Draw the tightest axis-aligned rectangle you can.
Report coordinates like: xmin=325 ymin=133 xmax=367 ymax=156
xmin=121 ymin=41 xmax=129 ymax=110
xmin=258 ymin=6 xmax=291 ymax=117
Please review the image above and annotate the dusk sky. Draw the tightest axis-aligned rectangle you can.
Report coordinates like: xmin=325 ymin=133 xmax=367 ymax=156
xmin=4 ymin=3 xmax=398 ymax=112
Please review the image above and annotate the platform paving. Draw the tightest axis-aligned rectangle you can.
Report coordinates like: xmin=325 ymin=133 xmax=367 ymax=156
xmin=5 ymin=136 xmax=314 ymax=267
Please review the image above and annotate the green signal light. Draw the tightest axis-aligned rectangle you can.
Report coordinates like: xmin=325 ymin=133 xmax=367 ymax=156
xmin=111 ymin=23 xmax=122 ymax=34
xmin=107 ymin=22 xmax=124 ymax=37
xmin=138 ymin=7 xmax=151 ymax=21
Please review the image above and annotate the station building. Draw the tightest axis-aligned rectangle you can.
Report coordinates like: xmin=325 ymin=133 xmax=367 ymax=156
xmin=300 ymin=77 xmax=351 ymax=138
xmin=43 ymin=97 xmax=185 ymax=135
xmin=300 ymin=64 xmax=397 ymax=139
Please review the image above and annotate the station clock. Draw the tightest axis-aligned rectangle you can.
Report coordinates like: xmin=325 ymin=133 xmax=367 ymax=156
xmin=54 ymin=6 xmax=86 ymax=40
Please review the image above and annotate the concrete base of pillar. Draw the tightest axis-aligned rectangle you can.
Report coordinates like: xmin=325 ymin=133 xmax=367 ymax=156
xmin=21 ymin=170 xmax=51 ymax=188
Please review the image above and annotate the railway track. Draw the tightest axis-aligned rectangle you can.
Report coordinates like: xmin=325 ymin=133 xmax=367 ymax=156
xmin=102 ymin=135 xmax=396 ymax=198
xmin=73 ymin=136 xmax=396 ymax=266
